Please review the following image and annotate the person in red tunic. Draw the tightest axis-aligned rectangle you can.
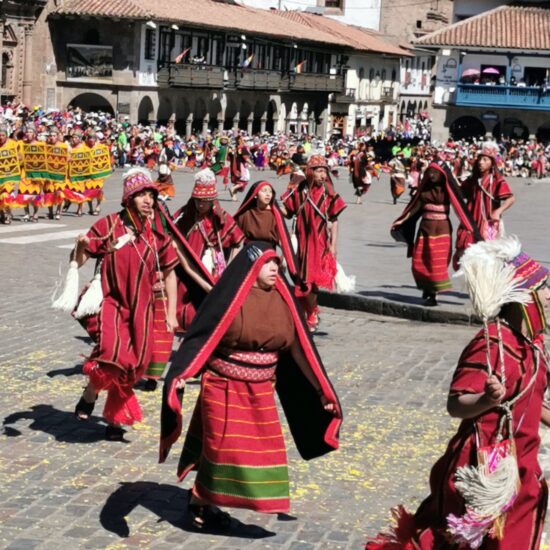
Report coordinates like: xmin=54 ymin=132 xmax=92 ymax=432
xmin=234 ymin=180 xmax=301 ymax=287
xmin=367 ymin=236 xmax=550 ymax=550
xmin=453 ymin=141 xmax=515 ymax=270
xmin=228 ymin=136 xmax=253 ymax=200
xmin=160 ymin=242 xmax=342 ymax=531
xmin=173 ymin=168 xmax=244 ymax=331
xmin=72 ymin=168 xmax=179 ymax=440
xmin=391 ymin=160 xmax=479 ymax=306
xmin=350 ymin=142 xmax=372 ymax=204
xmin=281 ymin=155 xmax=346 ymax=331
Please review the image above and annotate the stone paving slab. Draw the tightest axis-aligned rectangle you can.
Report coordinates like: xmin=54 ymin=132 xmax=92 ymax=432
xmin=0 ymin=167 xmax=548 ymax=548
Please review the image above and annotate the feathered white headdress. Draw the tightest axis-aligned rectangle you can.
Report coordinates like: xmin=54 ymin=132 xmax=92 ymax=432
xmin=457 ymin=236 xmax=532 ymax=320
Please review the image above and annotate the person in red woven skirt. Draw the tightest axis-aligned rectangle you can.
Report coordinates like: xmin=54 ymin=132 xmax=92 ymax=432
xmin=160 ymin=242 xmax=342 ymax=532
xmin=366 ymin=236 xmax=550 ymax=550
xmin=391 ymin=160 xmax=479 ymax=306
xmin=281 ymin=155 xmax=346 ymax=331
xmin=72 ymin=168 xmax=179 ymax=440
xmin=453 ymin=141 xmax=515 ymax=270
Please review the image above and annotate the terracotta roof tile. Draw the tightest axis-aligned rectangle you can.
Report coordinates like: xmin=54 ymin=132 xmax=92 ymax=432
xmin=53 ymin=0 xmax=150 ymax=19
xmin=415 ymin=6 xmax=550 ymax=50
xmin=274 ymin=10 xmax=412 ymax=56
xmin=52 ymin=0 xmax=346 ymax=46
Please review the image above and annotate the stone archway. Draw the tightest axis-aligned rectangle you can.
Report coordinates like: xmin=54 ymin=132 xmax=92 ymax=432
xmin=138 ymin=96 xmax=155 ymax=124
xmin=208 ymin=97 xmax=223 ymax=132
xmin=449 ymin=116 xmax=485 ymax=140
xmin=174 ymin=96 xmax=190 ymax=136
xmin=68 ymin=92 xmax=115 ymax=114
xmin=536 ymin=121 xmax=550 ymax=142
xmin=252 ymin=99 xmax=266 ymax=135
xmin=157 ymin=95 xmax=173 ymax=125
xmin=266 ymin=100 xmax=278 ymax=134
xmin=224 ymin=99 xmax=238 ymax=131
xmin=239 ymin=100 xmax=253 ymax=132
xmin=493 ymin=118 xmax=528 ymax=141
xmin=192 ymin=98 xmax=207 ymax=135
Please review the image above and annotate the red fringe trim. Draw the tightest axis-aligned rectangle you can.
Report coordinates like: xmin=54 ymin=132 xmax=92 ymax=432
xmin=313 ymin=252 xmax=337 ymax=290
xmin=365 ymin=506 xmax=417 ymax=550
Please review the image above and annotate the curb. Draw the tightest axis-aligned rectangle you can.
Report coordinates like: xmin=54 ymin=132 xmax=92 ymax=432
xmin=318 ymin=290 xmax=480 ymax=326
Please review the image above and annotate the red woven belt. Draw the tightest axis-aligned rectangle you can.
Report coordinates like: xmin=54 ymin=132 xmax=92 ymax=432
xmin=208 ymin=348 xmax=278 ymax=382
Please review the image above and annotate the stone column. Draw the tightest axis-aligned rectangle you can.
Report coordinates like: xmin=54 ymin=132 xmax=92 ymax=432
xmin=247 ymin=114 xmax=254 ymax=135
xmin=260 ymin=116 xmax=267 ymax=134
xmin=185 ymin=114 xmax=193 ymax=138
xmin=232 ymin=113 xmax=240 ymax=131
xmin=22 ymin=26 xmax=33 ymax=105
xmin=217 ymin=118 xmax=224 ymax=132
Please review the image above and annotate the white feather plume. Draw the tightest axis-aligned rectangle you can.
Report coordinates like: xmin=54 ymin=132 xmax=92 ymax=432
xmin=456 ymin=236 xmax=532 ymax=320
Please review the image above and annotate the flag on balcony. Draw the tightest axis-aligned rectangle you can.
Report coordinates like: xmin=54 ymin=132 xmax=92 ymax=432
xmin=295 ymin=60 xmax=306 ymax=74
xmin=175 ymin=47 xmax=191 ymax=64
xmin=242 ymin=54 xmax=255 ymax=68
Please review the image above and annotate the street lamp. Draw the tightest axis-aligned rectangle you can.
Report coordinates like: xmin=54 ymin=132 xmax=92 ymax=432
xmin=146 ymin=21 xmax=156 ymax=29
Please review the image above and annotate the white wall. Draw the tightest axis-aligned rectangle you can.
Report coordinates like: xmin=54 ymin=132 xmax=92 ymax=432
xmin=239 ymin=0 xmax=380 ymax=30
xmin=328 ymin=0 xmax=380 ymax=31
xmin=452 ymin=0 xmax=506 ymax=21
xmin=400 ymin=54 xmax=432 ymax=96
xmin=139 ymin=23 xmax=158 ymax=86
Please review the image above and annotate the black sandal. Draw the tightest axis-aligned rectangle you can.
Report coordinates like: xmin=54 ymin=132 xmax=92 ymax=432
xmin=74 ymin=394 xmax=97 ymax=420
xmin=105 ymin=425 xmax=126 ymax=441
xmin=188 ymin=496 xmax=231 ymax=531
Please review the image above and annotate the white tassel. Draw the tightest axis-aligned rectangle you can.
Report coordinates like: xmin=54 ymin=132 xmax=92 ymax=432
xmin=454 ymin=454 xmax=520 ymax=518
xmin=201 ymin=248 xmax=214 ymax=275
xmin=52 ymin=261 xmax=80 ymax=313
xmin=291 ymin=234 xmax=298 ymax=254
xmin=74 ymin=272 xmax=104 ymax=319
xmin=447 ymin=453 xmax=520 ymax=547
xmin=334 ymin=263 xmax=356 ymax=294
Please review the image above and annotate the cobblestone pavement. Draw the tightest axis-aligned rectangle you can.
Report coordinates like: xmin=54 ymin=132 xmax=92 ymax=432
xmin=0 ymin=169 xmax=548 ymax=549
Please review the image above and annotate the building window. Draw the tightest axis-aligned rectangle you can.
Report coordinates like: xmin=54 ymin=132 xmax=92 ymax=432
xmin=416 ymin=20 xmax=422 ymax=29
xmin=83 ymin=29 xmax=100 ymax=45
xmin=391 ymin=68 xmax=396 ymax=81
xmin=144 ymin=28 xmax=156 ymax=61
xmin=325 ymin=0 xmax=343 ymax=8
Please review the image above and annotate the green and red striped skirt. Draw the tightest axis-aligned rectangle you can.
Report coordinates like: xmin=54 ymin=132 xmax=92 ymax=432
xmin=178 ymin=351 xmax=290 ymax=513
xmin=145 ymin=293 xmax=174 ymax=379
xmin=412 ymin=232 xmax=452 ymax=294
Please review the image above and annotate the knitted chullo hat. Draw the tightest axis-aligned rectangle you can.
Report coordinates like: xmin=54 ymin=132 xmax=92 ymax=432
xmin=121 ymin=168 xmax=158 ymax=206
xmin=191 ymin=168 xmax=217 ymax=200
xmin=306 ymin=154 xmax=328 ymax=170
xmin=478 ymin=141 xmax=499 ymax=160
xmin=458 ymin=235 xmax=547 ymax=321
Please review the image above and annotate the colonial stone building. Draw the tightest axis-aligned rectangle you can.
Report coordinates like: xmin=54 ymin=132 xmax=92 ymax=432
xmin=0 ymin=0 xmax=49 ymax=105
xmin=416 ymin=5 xmax=550 ymax=141
xmin=379 ymin=0 xmax=454 ymax=120
xmin=0 ymin=0 xmax=409 ymax=138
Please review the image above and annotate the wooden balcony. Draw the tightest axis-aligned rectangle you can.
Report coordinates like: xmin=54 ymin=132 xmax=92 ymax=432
xmin=455 ymin=84 xmax=550 ymax=111
xmin=157 ymin=64 xmax=224 ymax=88
xmin=333 ymin=88 xmax=356 ymax=103
xmin=288 ymin=73 xmax=344 ymax=93
xmin=235 ymin=69 xmax=281 ymax=90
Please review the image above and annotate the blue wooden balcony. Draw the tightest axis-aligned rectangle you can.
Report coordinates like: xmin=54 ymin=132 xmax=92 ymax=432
xmin=456 ymin=84 xmax=550 ymax=110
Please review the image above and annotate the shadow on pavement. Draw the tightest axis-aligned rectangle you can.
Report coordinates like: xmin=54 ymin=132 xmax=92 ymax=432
xmin=74 ymin=335 xmax=94 ymax=345
xmin=47 ymin=364 xmax=82 ymax=378
xmin=100 ymin=481 xmax=277 ymax=539
xmin=2 ymin=404 xmax=108 ymax=444
xmin=358 ymin=285 xmax=468 ymax=306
